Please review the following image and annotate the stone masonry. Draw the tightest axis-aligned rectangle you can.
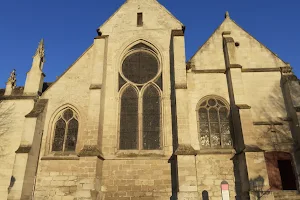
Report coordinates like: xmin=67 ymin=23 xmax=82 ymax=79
xmin=1 ymin=0 xmax=300 ymax=200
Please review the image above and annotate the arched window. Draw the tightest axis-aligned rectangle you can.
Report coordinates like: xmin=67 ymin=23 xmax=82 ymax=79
xmin=197 ymin=97 xmax=232 ymax=148
xmin=52 ymin=108 xmax=79 ymax=152
xmin=119 ymin=86 xmax=139 ymax=149
xmin=143 ymin=85 xmax=161 ymax=150
xmin=119 ymin=44 xmax=162 ymax=150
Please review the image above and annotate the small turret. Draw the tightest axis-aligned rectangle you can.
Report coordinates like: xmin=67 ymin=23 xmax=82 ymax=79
xmin=4 ymin=69 xmax=17 ymax=96
xmin=24 ymin=39 xmax=46 ymax=95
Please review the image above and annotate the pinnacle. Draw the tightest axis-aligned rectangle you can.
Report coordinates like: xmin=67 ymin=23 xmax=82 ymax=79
xmin=225 ymin=11 xmax=230 ymax=19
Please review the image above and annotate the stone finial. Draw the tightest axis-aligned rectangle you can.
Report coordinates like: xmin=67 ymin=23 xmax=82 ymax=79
xmin=5 ymin=69 xmax=16 ymax=95
xmin=7 ymin=69 xmax=17 ymax=89
xmin=34 ymin=38 xmax=45 ymax=59
xmin=225 ymin=11 xmax=230 ymax=19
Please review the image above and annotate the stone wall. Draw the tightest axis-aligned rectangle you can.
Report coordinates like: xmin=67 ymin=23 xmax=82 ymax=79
xmin=196 ymin=154 xmax=236 ymax=200
xmin=34 ymin=157 xmax=97 ymax=200
xmin=0 ymin=99 xmax=34 ymax=199
xmin=40 ymin=45 xmax=93 ymax=156
xmin=186 ymin=73 xmax=230 ymax=150
xmin=101 ymin=159 xmax=172 ymax=200
xmin=242 ymin=72 xmax=286 ymax=122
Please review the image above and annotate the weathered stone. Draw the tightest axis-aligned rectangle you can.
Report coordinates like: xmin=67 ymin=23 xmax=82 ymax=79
xmin=0 ymin=1 xmax=298 ymax=200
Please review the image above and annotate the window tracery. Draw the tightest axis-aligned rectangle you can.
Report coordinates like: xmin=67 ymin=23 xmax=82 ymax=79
xmin=198 ymin=97 xmax=232 ymax=148
xmin=119 ymin=44 xmax=162 ymax=150
xmin=52 ymin=108 xmax=79 ymax=152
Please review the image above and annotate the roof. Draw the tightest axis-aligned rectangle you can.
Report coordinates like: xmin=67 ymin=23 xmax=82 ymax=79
xmin=25 ymin=99 xmax=48 ymax=118
xmin=0 ymin=82 xmax=53 ymax=98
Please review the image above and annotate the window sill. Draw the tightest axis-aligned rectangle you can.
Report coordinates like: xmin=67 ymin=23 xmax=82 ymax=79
xmin=115 ymin=150 xmax=165 ymax=158
xmin=41 ymin=152 xmax=80 ymax=160
xmin=41 ymin=156 xmax=80 ymax=160
xmin=197 ymin=148 xmax=235 ymax=155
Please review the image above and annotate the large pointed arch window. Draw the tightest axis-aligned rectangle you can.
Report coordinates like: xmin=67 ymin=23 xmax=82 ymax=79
xmin=197 ymin=97 xmax=232 ymax=148
xmin=119 ymin=44 xmax=162 ymax=150
xmin=143 ymin=85 xmax=161 ymax=150
xmin=52 ymin=108 xmax=79 ymax=152
xmin=119 ymin=86 xmax=139 ymax=149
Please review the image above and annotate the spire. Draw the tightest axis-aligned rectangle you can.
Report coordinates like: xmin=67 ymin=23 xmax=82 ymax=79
xmin=34 ymin=38 xmax=45 ymax=60
xmin=7 ymin=69 xmax=17 ymax=89
xmin=4 ymin=69 xmax=17 ymax=95
xmin=24 ymin=39 xmax=46 ymax=95
xmin=225 ymin=11 xmax=230 ymax=19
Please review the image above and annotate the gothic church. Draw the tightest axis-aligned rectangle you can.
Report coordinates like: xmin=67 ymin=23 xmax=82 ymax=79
xmin=1 ymin=0 xmax=300 ymax=199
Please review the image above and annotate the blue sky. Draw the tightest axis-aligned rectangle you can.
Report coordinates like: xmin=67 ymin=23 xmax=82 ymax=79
xmin=0 ymin=0 xmax=299 ymax=88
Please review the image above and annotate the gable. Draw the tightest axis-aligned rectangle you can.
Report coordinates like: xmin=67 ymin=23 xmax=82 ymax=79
xmin=99 ymin=0 xmax=183 ymax=35
xmin=42 ymin=45 xmax=94 ymax=99
xmin=189 ymin=17 xmax=287 ymax=70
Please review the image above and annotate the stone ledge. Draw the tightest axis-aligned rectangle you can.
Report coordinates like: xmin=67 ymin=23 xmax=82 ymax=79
xmin=223 ymin=37 xmax=234 ymax=43
xmin=174 ymin=144 xmax=197 ymax=155
xmin=15 ymin=145 xmax=31 ymax=153
xmin=94 ymin=35 xmax=108 ymax=39
xmin=242 ymin=68 xmax=280 ymax=72
xmin=244 ymin=145 xmax=264 ymax=152
xmin=89 ymin=84 xmax=102 ymax=90
xmin=253 ymin=121 xmax=283 ymax=125
xmin=115 ymin=150 xmax=165 ymax=158
xmin=230 ymin=64 xmax=243 ymax=69
xmin=104 ymin=156 xmax=169 ymax=160
xmin=175 ymin=83 xmax=187 ymax=89
xmin=191 ymin=69 xmax=226 ymax=74
xmin=280 ymin=117 xmax=292 ymax=121
xmin=0 ymin=95 xmax=37 ymax=100
xmin=236 ymin=104 xmax=251 ymax=109
xmin=172 ymin=29 xmax=184 ymax=36
xmin=41 ymin=156 xmax=80 ymax=160
xmin=222 ymin=31 xmax=231 ymax=35
xmin=78 ymin=145 xmax=104 ymax=160
xmin=197 ymin=148 xmax=235 ymax=155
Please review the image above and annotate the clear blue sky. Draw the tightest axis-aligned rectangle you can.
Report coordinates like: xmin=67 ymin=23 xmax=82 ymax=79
xmin=0 ymin=0 xmax=299 ymax=88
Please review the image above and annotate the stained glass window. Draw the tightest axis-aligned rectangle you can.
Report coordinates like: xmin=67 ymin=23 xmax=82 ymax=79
xmin=122 ymin=52 xmax=159 ymax=84
xmin=198 ymin=97 xmax=232 ymax=148
xmin=120 ymin=86 xmax=138 ymax=150
xmin=119 ymin=47 xmax=161 ymax=151
xmin=143 ymin=85 xmax=160 ymax=150
xmin=52 ymin=108 xmax=79 ymax=152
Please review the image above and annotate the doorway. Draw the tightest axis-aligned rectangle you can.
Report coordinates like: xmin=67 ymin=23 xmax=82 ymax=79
xmin=278 ymin=160 xmax=297 ymax=190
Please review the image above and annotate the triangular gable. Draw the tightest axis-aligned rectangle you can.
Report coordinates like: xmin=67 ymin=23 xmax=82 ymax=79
xmin=41 ymin=44 xmax=94 ymax=96
xmin=189 ymin=17 xmax=287 ymax=70
xmin=98 ymin=0 xmax=183 ymax=34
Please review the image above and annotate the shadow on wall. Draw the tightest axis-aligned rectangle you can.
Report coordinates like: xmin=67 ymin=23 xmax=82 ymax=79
xmin=7 ymin=176 xmax=16 ymax=193
xmin=252 ymin=85 xmax=293 ymax=150
xmin=249 ymin=175 xmax=271 ymax=200
xmin=0 ymin=100 xmax=14 ymax=156
xmin=169 ymin=33 xmax=179 ymax=200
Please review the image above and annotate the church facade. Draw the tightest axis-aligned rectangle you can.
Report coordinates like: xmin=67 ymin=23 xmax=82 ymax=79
xmin=1 ymin=0 xmax=300 ymax=199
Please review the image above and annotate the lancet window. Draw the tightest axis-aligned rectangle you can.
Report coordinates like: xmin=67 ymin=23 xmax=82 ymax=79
xmin=52 ymin=108 xmax=79 ymax=152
